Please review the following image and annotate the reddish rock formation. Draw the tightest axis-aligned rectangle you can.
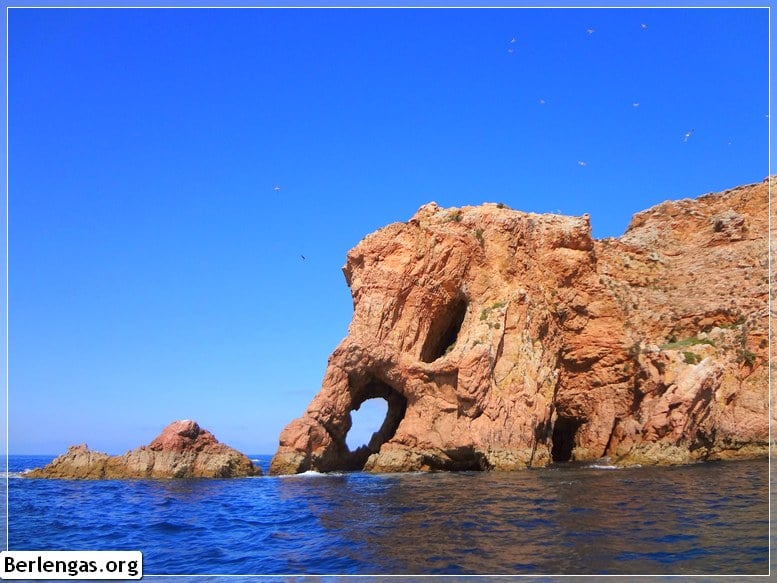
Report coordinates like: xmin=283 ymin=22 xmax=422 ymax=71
xmin=25 ymin=420 xmax=261 ymax=479
xmin=270 ymin=178 xmax=769 ymax=474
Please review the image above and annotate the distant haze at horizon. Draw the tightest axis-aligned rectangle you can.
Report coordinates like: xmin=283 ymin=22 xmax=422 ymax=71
xmin=7 ymin=6 xmax=768 ymax=456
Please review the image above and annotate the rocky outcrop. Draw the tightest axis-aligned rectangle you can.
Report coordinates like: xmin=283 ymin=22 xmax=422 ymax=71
xmin=271 ymin=178 xmax=769 ymax=474
xmin=25 ymin=420 xmax=261 ymax=479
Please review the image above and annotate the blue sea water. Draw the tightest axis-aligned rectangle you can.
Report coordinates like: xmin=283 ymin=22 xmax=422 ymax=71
xmin=3 ymin=455 xmax=769 ymax=577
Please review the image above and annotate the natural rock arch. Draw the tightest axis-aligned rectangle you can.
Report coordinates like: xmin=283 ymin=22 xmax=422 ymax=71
xmin=344 ymin=380 xmax=407 ymax=470
xmin=346 ymin=397 xmax=388 ymax=451
xmin=271 ymin=180 xmax=770 ymax=474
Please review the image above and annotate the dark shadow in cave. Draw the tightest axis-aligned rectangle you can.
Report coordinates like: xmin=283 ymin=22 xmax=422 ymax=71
xmin=344 ymin=379 xmax=407 ymax=470
xmin=420 ymin=297 xmax=468 ymax=363
xmin=551 ymin=416 xmax=582 ymax=462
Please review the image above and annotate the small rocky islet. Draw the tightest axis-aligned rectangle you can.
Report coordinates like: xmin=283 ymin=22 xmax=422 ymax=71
xmin=25 ymin=420 xmax=261 ymax=479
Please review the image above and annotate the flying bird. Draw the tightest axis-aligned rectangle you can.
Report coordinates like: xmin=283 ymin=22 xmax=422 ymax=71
xmin=578 ymin=161 xmax=587 ymax=167
xmin=507 ymin=47 xmax=514 ymax=54
xmin=683 ymin=129 xmax=694 ymax=142
xmin=510 ymin=36 xmax=517 ymax=43
xmin=300 ymin=255 xmax=306 ymax=261
xmin=539 ymin=98 xmax=546 ymax=105
xmin=273 ymin=184 xmax=280 ymax=193
xmin=641 ymin=23 xmax=648 ymax=29
xmin=586 ymin=28 xmax=595 ymax=35
xmin=632 ymin=102 xmax=640 ymax=107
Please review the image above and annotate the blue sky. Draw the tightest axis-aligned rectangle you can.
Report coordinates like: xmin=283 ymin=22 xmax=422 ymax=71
xmin=6 ymin=5 xmax=769 ymax=455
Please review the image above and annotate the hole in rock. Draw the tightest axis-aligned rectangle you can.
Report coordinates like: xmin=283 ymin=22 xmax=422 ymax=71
xmin=551 ymin=417 xmax=582 ymax=462
xmin=421 ymin=297 xmax=468 ymax=362
xmin=346 ymin=398 xmax=388 ymax=452
xmin=344 ymin=379 xmax=408 ymax=470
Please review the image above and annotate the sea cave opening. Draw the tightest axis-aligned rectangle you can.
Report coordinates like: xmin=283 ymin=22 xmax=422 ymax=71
xmin=551 ymin=416 xmax=582 ymax=463
xmin=420 ymin=297 xmax=468 ymax=363
xmin=344 ymin=379 xmax=408 ymax=470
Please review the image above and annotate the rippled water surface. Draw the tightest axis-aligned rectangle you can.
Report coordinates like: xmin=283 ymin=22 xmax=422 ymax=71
xmin=5 ymin=455 xmax=769 ymax=575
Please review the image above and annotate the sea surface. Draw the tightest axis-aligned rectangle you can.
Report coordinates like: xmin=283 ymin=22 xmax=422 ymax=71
xmin=3 ymin=455 xmax=769 ymax=577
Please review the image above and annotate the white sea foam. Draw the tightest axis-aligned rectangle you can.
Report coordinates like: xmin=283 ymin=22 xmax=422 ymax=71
xmin=588 ymin=464 xmax=619 ymax=470
xmin=278 ymin=470 xmax=347 ymax=479
xmin=2 ymin=471 xmax=26 ymax=478
xmin=277 ymin=471 xmax=322 ymax=478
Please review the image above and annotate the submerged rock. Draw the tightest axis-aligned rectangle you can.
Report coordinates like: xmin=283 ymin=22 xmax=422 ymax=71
xmin=25 ymin=420 xmax=261 ymax=479
xmin=271 ymin=178 xmax=770 ymax=474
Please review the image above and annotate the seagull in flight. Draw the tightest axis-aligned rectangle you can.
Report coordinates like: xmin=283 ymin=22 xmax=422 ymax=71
xmin=300 ymin=254 xmax=306 ymax=261
xmin=578 ymin=160 xmax=587 ymax=167
xmin=586 ymin=28 xmax=595 ymax=35
xmin=539 ymin=98 xmax=546 ymax=105
xmin=273 ymin=184 xmax=281 ymax=193
xmin=632 ymin=102 xmax=640 ymax=108
xmin=683 ymin=129 xmax=694 ymax=142
xmin=510 ymin=37 xmax=517 ymax=43
xmin=507 ymin=47 xmax=514 ymax=54
xmin=641 ymin=23 xmax=648 ymax=30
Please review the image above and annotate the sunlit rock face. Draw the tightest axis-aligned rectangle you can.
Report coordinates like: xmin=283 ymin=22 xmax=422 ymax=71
xmin=270 ymin=178 xmax=769 ymax=475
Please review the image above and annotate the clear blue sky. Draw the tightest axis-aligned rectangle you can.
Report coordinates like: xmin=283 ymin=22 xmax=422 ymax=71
xmin=6 ymin=5 xmax=769 ymax=455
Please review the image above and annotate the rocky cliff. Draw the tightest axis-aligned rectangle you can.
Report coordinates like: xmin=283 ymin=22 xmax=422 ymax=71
xmin=270 ymin=178 xmax=770 ymax=474
xmin=25 ymin=420 xmax=261 ymax=479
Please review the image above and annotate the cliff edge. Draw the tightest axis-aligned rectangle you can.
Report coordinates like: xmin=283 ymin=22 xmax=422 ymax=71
xmin=271 ymin=179 xmax=769 ymax=474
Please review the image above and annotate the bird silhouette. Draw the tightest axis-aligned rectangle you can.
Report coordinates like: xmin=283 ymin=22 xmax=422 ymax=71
xmin=683 ymin=130 xmax=694 ymax=142
xmin=586 ymin=28 xmax=595 ymax=35
xmin=273 ymin=184 xmax=280 ymax=193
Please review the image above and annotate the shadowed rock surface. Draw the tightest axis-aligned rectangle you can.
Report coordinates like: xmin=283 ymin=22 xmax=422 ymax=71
xmin=271 ymin=178 xmax=770 ymax=474
xmin=25 ymin=420 xmax=261 ymax=478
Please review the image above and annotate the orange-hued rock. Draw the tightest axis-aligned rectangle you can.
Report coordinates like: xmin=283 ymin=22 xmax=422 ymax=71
xmin=270 ymin=178 xmax=769 ymax=474
xmin=25 ymin=420 xmax=261 ymax=479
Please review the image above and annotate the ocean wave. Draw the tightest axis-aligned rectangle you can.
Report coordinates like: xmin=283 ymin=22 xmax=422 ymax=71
xmin=275 ymin=470 xmax=348 ymax=479
xmin=2 ymin=471 xmax=26 ymax=478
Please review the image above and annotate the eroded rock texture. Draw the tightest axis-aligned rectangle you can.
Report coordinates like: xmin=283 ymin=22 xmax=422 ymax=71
xmin=270 ymin=179 xmax=769 ymax=474
xmin=25 ymin=420 xmax=261 ymax=478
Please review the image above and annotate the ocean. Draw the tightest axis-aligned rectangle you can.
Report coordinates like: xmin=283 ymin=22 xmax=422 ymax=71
xmin=3 ymin=455 xmax=769 ymax=577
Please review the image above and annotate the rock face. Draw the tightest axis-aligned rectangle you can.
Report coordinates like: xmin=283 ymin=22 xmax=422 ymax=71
xmin=270 ymin=178 xmax=769 ymax=474
xmin=25 ymin=420 xmax=261 ymax=479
